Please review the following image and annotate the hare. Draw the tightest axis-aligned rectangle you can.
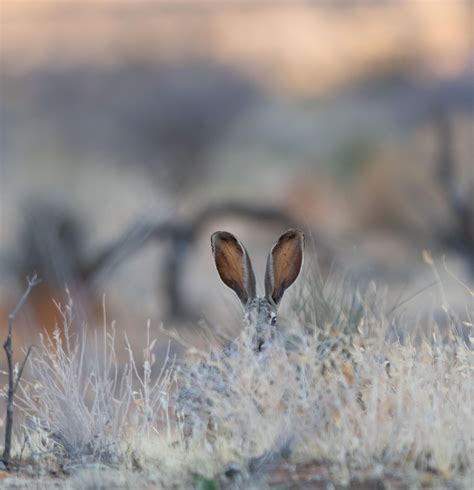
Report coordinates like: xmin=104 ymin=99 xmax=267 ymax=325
xmin=211 ymin=230 xmax=362 ymax=429
xmin=211 ymin=229 xmax=304 ymax=353
xmin=175 ymin=230 xmax=304 ymax=444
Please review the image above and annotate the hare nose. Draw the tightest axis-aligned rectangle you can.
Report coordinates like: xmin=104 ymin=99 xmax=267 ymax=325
xmin=256 ymin=338 xmax=266 ymax=352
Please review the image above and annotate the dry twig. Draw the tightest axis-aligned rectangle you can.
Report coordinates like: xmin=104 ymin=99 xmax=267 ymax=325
xmin=2 ymin=274 xmax=40 ymax=467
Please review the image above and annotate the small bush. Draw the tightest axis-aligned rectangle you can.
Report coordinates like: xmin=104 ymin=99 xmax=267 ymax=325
xmin=16 ymin=296 xmax=173 ymax=467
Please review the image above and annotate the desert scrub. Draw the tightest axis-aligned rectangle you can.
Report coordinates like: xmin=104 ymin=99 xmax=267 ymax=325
xmin=174 ymin=266 xmax=473 ymax=487
xmin=12 ymin=296 xmax=174 ymax=471
xmin=1 ymin=266 xmax=472 ymax=488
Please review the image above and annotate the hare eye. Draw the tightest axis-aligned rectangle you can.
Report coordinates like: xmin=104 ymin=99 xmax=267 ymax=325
xmin=270 ymin=315 xmax=277 ymax=325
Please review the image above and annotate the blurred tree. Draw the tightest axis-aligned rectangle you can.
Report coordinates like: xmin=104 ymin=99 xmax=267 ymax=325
xmin=3 ymin=199 xmax=305 ymax=326
xmin=7 ymin=61 xmax=261 ymax=193
xmin=4 ymin=201 xmax=101 ymax=333
xmin=434 ymin=111 xmax=473 ymax=278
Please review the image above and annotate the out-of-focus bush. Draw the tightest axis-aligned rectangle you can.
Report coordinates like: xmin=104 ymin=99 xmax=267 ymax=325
xmin=3 ymin=62 xmax=261 ymax=191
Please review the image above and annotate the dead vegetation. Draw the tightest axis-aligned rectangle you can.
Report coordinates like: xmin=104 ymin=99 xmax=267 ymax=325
xmin=2 ymin=275 xmax=40 ymax=468
xmin=0 ymin=258 xmax=472 ymax=488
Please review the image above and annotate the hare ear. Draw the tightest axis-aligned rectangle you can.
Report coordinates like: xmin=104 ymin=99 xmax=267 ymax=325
xmin=265 ymin=229 xmax=304 ymax=305
xmin=211 ymin=231 xmax=256 ymax=306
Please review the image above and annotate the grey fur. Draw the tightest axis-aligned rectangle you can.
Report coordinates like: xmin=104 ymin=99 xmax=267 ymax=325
xmin=213 ymin=229 xmax=304 ymax=352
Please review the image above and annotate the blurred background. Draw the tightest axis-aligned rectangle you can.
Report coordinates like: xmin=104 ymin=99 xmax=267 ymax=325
xmin=0 ymin=1 xmax=473 ymax=356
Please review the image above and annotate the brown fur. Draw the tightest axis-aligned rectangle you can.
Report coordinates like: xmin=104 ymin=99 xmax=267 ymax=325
xmin=265 ymin=229 xmax=304 ymax=305
xmin=211 ymin=231 xmax=256 ymax=305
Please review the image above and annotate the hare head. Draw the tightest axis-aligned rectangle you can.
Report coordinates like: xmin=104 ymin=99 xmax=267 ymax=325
xmin=211 ymin=229 xmax=304 ymax=352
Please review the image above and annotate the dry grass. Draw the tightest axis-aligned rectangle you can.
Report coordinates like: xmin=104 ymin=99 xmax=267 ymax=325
xmin=12 ymin=295 xmax=173 ymax=471
xmin=173 ymin=266 xmax=473 ymax=487
xmin=1 ymin=263 xmax=472 ymax=488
